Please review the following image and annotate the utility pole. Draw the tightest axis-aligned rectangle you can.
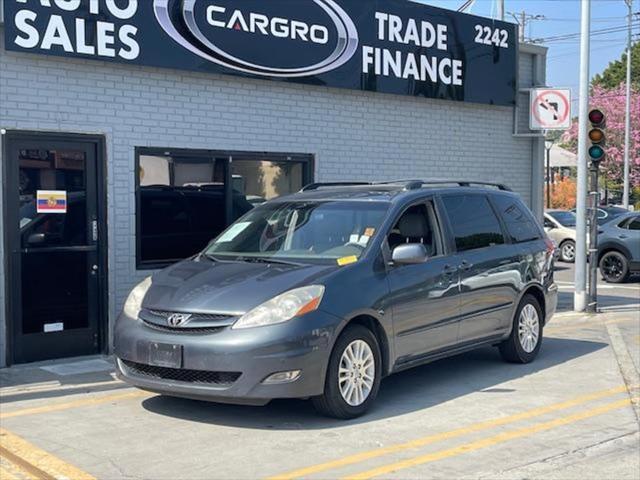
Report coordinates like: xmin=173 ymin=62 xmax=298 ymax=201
xmin=623 ymin=0 xmax=633 ymax=209
xmin=508 ymin=11 xmax=545 ymax=43
xmin=497 ymin=0 xmax=505 ymax=21
xmin=575 ymin=0 xmax=591 ymax=313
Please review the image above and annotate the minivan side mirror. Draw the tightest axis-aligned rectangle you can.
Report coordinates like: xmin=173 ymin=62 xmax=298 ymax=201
xmin=392 ymin=244 xmax=428 ymax=265
xmin=27 ymin=233 xmax=47 ymax=246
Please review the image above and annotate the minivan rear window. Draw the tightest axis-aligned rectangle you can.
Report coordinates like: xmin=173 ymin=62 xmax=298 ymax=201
xmin=441 ymin=195 xmax=505 ymax=252
xmin=492 ymin=195 xmax=541 ymax=243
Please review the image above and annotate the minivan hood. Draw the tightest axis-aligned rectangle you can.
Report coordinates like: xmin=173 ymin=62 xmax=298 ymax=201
xmin=142 ymin=258 xmax=336 ymax=314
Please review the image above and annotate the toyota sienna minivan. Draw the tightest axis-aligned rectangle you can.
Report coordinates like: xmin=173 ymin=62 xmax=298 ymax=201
xmin=115 ymin=180 xmax=558 ymax=418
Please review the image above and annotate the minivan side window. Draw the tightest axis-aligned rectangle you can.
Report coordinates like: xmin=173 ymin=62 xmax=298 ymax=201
xmin=492 ymin=194 xmax=541 ymax=243
xmin=441 ymin=194 xmax=505 ymax=252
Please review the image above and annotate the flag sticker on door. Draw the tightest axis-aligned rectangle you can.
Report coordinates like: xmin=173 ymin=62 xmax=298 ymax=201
xmin=37 ymin=190 xmax=67 ymax=214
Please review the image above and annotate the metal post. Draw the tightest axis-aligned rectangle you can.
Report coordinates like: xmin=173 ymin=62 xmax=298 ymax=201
xmin=546 ymin=148 xmax=551 ymax=208
xmin=575 ymin=0 xmax=591 ymax=312
xmin=520 ymin=11 xmax=526 ymax=42
xmin=623 ymin=0 xmax=633 ymax=209
xmin=587 ymin=161 xmax=600 ymax=313
xmin=498 ymin=0 xmax=505 ymax=21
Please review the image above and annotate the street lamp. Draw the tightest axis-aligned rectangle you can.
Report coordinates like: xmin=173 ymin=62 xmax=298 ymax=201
xmin=545 ymin=138 xmax=555 ymax=209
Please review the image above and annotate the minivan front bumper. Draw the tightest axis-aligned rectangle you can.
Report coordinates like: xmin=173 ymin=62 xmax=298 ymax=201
xmin=114 ymin=309 xmax=342 ymax=405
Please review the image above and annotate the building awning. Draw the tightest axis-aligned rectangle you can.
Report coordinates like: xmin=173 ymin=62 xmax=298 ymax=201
xmin=549 ymin=145 xmax=577 ymax=168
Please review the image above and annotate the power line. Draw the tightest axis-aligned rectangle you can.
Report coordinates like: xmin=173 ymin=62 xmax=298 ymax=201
xmin=532 ymin=21 xmax=640 ymax=43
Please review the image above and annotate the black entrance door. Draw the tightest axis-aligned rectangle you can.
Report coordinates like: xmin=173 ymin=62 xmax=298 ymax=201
xmin=4 ymin=133 xmax=105 ymax=364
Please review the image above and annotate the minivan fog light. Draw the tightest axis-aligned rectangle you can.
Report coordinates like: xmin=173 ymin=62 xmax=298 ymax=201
xmin=262 ymin=370 xmax=301 ymax=385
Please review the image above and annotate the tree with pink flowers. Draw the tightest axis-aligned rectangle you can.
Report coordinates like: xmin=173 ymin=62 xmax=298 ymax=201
xmin=561 ymin=84 xmax=640 ymax=201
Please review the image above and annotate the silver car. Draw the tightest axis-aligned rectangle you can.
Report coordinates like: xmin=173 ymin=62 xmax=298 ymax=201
xmin=544 ymin=211 xmax=577 ymax=263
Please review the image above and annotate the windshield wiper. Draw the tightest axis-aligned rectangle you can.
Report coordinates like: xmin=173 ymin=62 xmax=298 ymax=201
xmin=200 ymin=252 xmax=220 ymax=263
xmin=237 ymin=256 xmax=302 ymax=266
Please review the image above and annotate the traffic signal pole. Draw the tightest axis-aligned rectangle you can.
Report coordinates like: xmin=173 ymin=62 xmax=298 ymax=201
xmin=575 ymin=0 xmax=591 ymax=312
xmin=587 ymin=162 xmax=600 ymax=313
xmin=586 ymin=110 xmax=607 ymax=313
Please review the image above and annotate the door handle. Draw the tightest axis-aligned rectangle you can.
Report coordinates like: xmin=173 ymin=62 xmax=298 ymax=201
xmin=91 ymin=264 xmax=98 ymax=275
xmin=460 ymin=260 xmax=474 ymax=271
xmin=443 ymin=265 xmax=458 ymax=275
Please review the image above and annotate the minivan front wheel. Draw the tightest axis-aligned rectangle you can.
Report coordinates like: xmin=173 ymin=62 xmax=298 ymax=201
xmin=312 ymin=325 xmax=382 ymax=419
xmin=499 ymin=294 xmax=543 ymax=363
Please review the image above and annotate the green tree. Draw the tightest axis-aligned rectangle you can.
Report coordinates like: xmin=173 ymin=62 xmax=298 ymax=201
xmin=592 ymin=42 xmax=640 ymax=89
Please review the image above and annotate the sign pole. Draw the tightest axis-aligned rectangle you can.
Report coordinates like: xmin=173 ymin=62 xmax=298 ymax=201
xmin=574 ymin=0 xmax=591 ymax=313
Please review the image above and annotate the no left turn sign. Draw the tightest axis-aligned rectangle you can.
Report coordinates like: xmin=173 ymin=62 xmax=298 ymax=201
xmin=530 ymin=88 xmax=572 ymax=130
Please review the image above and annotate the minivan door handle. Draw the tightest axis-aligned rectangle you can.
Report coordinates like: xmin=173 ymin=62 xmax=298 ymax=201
xmin=460 ymin=261 xmax=474 ymax=271
xmin=443 ymin=265 xmax=458 ymax=275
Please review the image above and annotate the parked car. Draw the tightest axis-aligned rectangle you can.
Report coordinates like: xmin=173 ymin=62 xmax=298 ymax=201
xmin=572 ymin=206 xmax=629 ymax=226
xmin=544 ymin=210 xmax=577 ymax=263
xmin=598 ymin=213 xmax=640 ymax=283
xmin=115 ymin=180 xmax=558 ymax=419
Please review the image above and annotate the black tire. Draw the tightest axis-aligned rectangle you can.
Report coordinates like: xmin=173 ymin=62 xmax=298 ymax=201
xmin=312 ymin=324 xmax=382 ymax=419
xmin=559 ymin=240 xmax=576 ymax=263
xmin=599 ymin=251 xmax=630 ymax=284
xmin=499 ymin=294 xmax=543 ymax=364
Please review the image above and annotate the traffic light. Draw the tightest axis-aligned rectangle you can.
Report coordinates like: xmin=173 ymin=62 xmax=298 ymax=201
xmin=588 ymin=109 xmax=606 ymax=163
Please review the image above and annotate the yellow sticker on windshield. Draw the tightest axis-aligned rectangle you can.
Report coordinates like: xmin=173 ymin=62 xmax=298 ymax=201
xmin=337 ymin=255 xmax=358 ymax=266
xmin=364 ymin=227 xmax=376 ymax=237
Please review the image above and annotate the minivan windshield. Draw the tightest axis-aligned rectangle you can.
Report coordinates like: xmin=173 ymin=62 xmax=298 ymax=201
xmin=548 ymin=211 xmax=576 ymax=227
xmin=205 ymin=201 xmax=389 ymax=264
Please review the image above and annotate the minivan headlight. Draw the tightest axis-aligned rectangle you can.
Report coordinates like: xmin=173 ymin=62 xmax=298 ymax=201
xmin=123 ymin=277 xmax=152 ymax=319
xmin=232 ymin=285 xmax=325 ymax=329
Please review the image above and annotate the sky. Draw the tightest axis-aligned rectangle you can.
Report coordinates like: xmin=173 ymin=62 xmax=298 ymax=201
xmin=418 ymin=0 xmax=637 ymax=111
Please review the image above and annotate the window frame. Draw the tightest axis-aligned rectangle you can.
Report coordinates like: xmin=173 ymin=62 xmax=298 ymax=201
xmin=437 ymin=192 xmax=509 ymax=253
xmin=135 ymin=147 xmax=314 ymax=270
xmin=489 ymin=193 xmax=542 ymax=244
xmin=382 ymin=196 xmax=447 ymax=262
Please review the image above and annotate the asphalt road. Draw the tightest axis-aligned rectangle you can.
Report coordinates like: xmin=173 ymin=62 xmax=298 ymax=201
xmin=1 ymin=265 xmax=639 ymax=480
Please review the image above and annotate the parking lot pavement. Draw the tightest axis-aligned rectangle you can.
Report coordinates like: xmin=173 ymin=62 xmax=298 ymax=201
xmin=1 ymin=274 xmax=639 ymax=480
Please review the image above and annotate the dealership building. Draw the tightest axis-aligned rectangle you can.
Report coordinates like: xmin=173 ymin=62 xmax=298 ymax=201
xmin=0 ymin=0 xmax=547 ymax=366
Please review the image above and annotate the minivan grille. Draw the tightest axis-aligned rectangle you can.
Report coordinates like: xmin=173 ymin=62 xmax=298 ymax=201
xmin=147 ymin=310 xmax=232 ymax=322
xmin=122 ymin=360 xmax=241 ymax=386
xmin=141 ymin=321 xmax=225 ymax=335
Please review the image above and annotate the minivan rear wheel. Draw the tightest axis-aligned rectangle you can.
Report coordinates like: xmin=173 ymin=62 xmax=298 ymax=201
xmin=312 ymin=324 xmax=382 ymax=419
xmin=499 ymin=294 xmax=543 ymax=364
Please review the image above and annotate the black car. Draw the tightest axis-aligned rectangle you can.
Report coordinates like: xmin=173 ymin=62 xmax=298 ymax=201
xmin=115 ymin=180 xmax=558 ymax=419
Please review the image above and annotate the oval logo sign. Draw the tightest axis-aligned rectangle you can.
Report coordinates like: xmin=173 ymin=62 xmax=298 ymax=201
xmin=153 ymin=0 xmax=359 ymax=78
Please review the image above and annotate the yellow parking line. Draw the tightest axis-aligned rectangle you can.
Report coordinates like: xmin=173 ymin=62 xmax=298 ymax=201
xmin=344 ymin=397 xmax=634 ymax=480
xmin=267 ymin=385 xmax=627 ymax=480
xmin=0 ymin=390 xmax=148 ymax=420
xmin=0 ymin=428 xmax=95 ymax=480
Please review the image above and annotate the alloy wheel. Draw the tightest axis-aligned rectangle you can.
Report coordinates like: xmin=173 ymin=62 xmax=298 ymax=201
xmin=601 ymin=254 xmax=624 ymax=281
xmin=338 ymin=340 xmax=376 ymax=407
xmin=562 ymin=242 xmax=575 ymax=262
xmin=518 ymin=304 xmax=540 ymax=354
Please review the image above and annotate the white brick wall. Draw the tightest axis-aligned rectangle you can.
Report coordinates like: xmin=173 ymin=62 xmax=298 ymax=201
xmin=0 ymin=29 xmax=543 ymax=366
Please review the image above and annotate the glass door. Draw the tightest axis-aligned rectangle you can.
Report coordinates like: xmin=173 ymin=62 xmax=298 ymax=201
xmin=6 ymin=136 xmax=102 ymax=363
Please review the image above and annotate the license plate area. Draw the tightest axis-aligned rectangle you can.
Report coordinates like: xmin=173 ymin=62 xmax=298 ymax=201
xmin=149 ymin=342 xmax=183 ymax=368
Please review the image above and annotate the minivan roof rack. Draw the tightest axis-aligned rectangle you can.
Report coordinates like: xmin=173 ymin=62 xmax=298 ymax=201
xmin=300 ymin=182 xmax=370 ymax=191
xmin=300 ymin=180 xmax=512 ymax=192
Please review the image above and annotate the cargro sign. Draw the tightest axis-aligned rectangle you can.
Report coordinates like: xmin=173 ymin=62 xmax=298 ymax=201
xmin=3 ymin=0 xmax=518 ymax=106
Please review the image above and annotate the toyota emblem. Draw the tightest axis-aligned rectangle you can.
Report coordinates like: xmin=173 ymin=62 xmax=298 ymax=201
xmin=167 ymin=313 xmax=192 ymax=327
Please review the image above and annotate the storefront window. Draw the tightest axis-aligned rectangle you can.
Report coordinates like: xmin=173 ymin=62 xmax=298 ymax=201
xmin=136 ymin=149 xmax=312 ymax=268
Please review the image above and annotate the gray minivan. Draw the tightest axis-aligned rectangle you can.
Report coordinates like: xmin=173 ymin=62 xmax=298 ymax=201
xmin=115 ymin=181 xmax=558 ymax=418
